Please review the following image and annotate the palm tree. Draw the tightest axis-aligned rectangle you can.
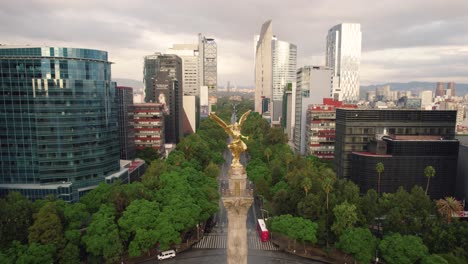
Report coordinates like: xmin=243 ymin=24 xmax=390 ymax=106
xmin=321 ymin=173 xmax=335 ymax=249
xmin=301 ymin=177 xmax=312 ymax=196
xmin=376 ymin=162 xmax=384 ymax=195
xmin=264 ymin=147 xmax=272 ymax=164
xmin=424 ymin=166 xmax=436 ymax=195
xmin=322 ymin=176 xmax=335 ymax=211
xmin=436 ymin=197 xmax=463 ymax=223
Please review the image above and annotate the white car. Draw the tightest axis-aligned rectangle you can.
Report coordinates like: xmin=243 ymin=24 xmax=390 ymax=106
xmin=157 ymin=250 xmax=176 ymax=260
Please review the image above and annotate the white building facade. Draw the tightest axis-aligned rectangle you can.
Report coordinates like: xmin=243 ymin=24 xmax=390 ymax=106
xmin=255 ymin=20 xmax=297 ymax=123
xmin=294 ymin=66 xmax=333 ymax=155
xmin=326 ymin=23 xmax=362 ymax=102
xmin=167 ymin=44 xmax=199 ymax=96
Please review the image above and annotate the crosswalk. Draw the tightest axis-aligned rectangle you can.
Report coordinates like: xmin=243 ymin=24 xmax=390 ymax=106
xmin=193 ymin=233 xmax=279 ymax=251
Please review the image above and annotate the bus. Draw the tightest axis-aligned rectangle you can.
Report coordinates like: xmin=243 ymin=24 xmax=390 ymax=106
xmin=257 ymin=219 xmax=269 ymax=242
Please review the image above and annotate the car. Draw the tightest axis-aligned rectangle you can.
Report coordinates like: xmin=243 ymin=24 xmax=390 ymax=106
xmin=157 ymin=249 xmax=176 ymax=260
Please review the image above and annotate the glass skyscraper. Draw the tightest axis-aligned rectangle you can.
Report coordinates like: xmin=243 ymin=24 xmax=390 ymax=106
xmin=0 ymin=46 xmax=121 ymax=201
xmin=272 ymin=39 xmax=297 ymax=123
xmin=326 ymin=23 xmax=362 ymax=102
xmin=255 ymin=20 xmax=297 ymax=123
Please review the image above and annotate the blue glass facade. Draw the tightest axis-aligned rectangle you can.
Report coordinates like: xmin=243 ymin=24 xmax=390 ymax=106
xmin=0 ymin=47 xmax=120 ymax=201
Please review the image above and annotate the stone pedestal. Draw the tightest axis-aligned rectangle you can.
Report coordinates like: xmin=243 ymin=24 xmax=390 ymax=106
xmin=222 ymin=164 xmax=253 ymax=264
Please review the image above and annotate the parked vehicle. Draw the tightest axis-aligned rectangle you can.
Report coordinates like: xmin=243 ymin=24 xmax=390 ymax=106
xmin=157 ymin=250 xmax=176 ymax=260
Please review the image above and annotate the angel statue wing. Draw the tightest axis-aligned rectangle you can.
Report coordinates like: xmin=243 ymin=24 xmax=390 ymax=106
xmin=209 ymin=112 xmax=235 ymax=137
xmin=238 ymin=110 xmax=252 ymax=126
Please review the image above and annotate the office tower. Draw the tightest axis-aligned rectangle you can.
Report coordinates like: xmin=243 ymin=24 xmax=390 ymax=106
xmin=351 ymin=135 xmax=458 ymax=199
xmin=435 ymin=82 xmax=445 ymax=97
xmin=282 ymin=83 xmax=295 ymax=141
xmin=326 ymin=23 xmax=362 ymax=102
xmin=167 ymin=44 xmax=199 ymax=96
xmin=0 ymin=47 xmax=121 ymax=201
xmin=255 ymin=20 xmax=273 ymax=115
xmin=143 ymin=53 xmax=183 ymax=144
xmin=447 ymin=81 xmax=455 ymax=97
xmin=116 ymin=86 xmax=136 ymax=160
xmin=294 ymin=66 xmax=333 ymax=155
xmin=255 ymin=20 xmax=297 ymax=123
xmin=198 ymin=34 xmax=217 ymax=94
xmin=272 ymin=40 xmax=297 ymax=123
xmin=420 ymin=90 xmax=433 ymax=108
xmin=133 ymin=103 xmax=165 ymax=156
xmin=334 ymin=109 xmax=457 ymax=179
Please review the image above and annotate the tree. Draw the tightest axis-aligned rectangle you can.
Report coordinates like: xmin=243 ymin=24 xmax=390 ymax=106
xmin=331 ymin=201 xmax=358 ymax=236
xmin=83 ymin=204 xmax=123 ymax=263
xmin=118 ymin=199 xmax=161 ymax=256
xmin=301 ymin=177 xmax=312 ymax=196
xmin=337 ymin=227 xmax=378 ymax=264
xmin=59 ymin=242 xmax=80 ymax=264
xmin=376 ymin=162 xmax=384 ymax=195
xmin=0 ymin=192 xmax=35 ymax=248
xmin=436 ymin=197 xmax=463 ymax=223
xmin=269 ymin=215 xmax=318 ymax=252
xmin=424 ymin=166 xmax=436 ymax=195
xmin=321 ymin=175 xmax=335 ymax=211
xmin=204 ymin=161 xmax=220 ymax=179
xmin=421 ymin=254 xmax=449 ymax=264
xmin=379 ymin=233 xmax=429 ymax=264
xmin=28 ymin=201 xmax=64 ymax=249
xmin=15 ymin=243 xmax=55 ymax=264
xmin=135 ymin=147 xmax=161 ymax=165
xmin=141 ymin=159 xmax=167 ymax=190
xmin=264 ymin=147 xmax=272 ymax=163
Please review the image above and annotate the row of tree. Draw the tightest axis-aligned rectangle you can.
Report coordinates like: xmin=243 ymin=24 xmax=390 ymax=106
xmin=0 ymin=116 xmax=227 ymax=263
xmin=241 ymin=110 xmax=468 ymax=264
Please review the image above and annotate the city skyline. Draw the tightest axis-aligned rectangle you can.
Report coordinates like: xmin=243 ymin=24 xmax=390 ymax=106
xmin=2 ymin=0 xmax=468 ymax=86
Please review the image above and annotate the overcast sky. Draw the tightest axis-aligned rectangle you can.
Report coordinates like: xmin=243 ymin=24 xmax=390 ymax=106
xmin=2 ymin=0 xmax=468 ymax=87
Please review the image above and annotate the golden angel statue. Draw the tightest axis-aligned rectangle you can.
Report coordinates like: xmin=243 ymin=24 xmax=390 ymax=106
xmin=209 ymin=110 xmax=251 ymax=167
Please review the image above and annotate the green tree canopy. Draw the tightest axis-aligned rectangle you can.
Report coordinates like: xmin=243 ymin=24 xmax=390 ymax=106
xmin=0 ymin=192 xmax=35 ymax=248
xmin=28 ymin=201 xmax=64 ymax=250
xmin=83 ymin=204 xmax=123 ymax=263
xmin=337 ymin=227 xmax=378 ymax=264
xmin=379 ymin=233 xmax=429 ymax=264
xmin=331 ymin=201 xmax=358 ymax=236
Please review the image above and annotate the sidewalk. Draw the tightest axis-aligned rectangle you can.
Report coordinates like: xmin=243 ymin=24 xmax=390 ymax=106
xmin=270 ymin=233 xmax=353 ymax=264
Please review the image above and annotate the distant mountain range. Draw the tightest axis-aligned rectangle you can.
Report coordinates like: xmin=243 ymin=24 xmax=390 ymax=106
xmin=360 ymin=82 xmax=468 ymax=97
xmin=112 ymin=79 xmax=468 ymax=98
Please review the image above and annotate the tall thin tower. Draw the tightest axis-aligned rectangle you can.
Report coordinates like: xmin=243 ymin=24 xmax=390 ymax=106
xmin=254 ymin=20 xmax=273 ymax=114
xmin=326 ymin=23 xmax=362 ymax=102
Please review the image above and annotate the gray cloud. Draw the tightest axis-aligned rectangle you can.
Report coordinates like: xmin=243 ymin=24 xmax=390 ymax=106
xmin=1 ymin=0 xmax=468 ymax=86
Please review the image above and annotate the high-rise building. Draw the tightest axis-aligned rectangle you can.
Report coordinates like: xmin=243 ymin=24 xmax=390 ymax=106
xmin=351 ymin=134 xmax=459 ymax=199
xmin=255 ymin=20 xmax=273 ymax=115
xmin=255 ymin=20 xmax=297 ymax=123
xmin=306 ymin=99 xmax=357 ymax=159
xmin=435 ymin=82 xmax=445 ymax=97
xmin=143 ymin=53 xmax=183 ymax=144
xmin=326 ymin=23 xmax=362 ymax=102
xmin=447 ymin=81 xmax=455 ymax=97
xmin=420 ymin=90 xmax=433 ymax=108
xmin=272 ymin=40 xmax=297 ymax=123
xmin=0 ymin=47 xmax=121 ymax=201
xmin=116 ymin=86 xmax=136 ymax=160
xmin=334 ymin=109 xmax=457 ymax=179
xmin=167 ymin=44 xmax=199 ymax=96
xmin=294 ymin=66 xmax=333 ymax=155
xmin=133 ymin=103 xmax=165 ymax=156
xmin=198 ymin=34 xmax=217 ymax=94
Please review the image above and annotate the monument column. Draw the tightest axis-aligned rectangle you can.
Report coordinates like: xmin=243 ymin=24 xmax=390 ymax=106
xmin=222 ymin=165 xmax=253 ymax=264
xmin=209 ymin=110 xmax=253 ymax=264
